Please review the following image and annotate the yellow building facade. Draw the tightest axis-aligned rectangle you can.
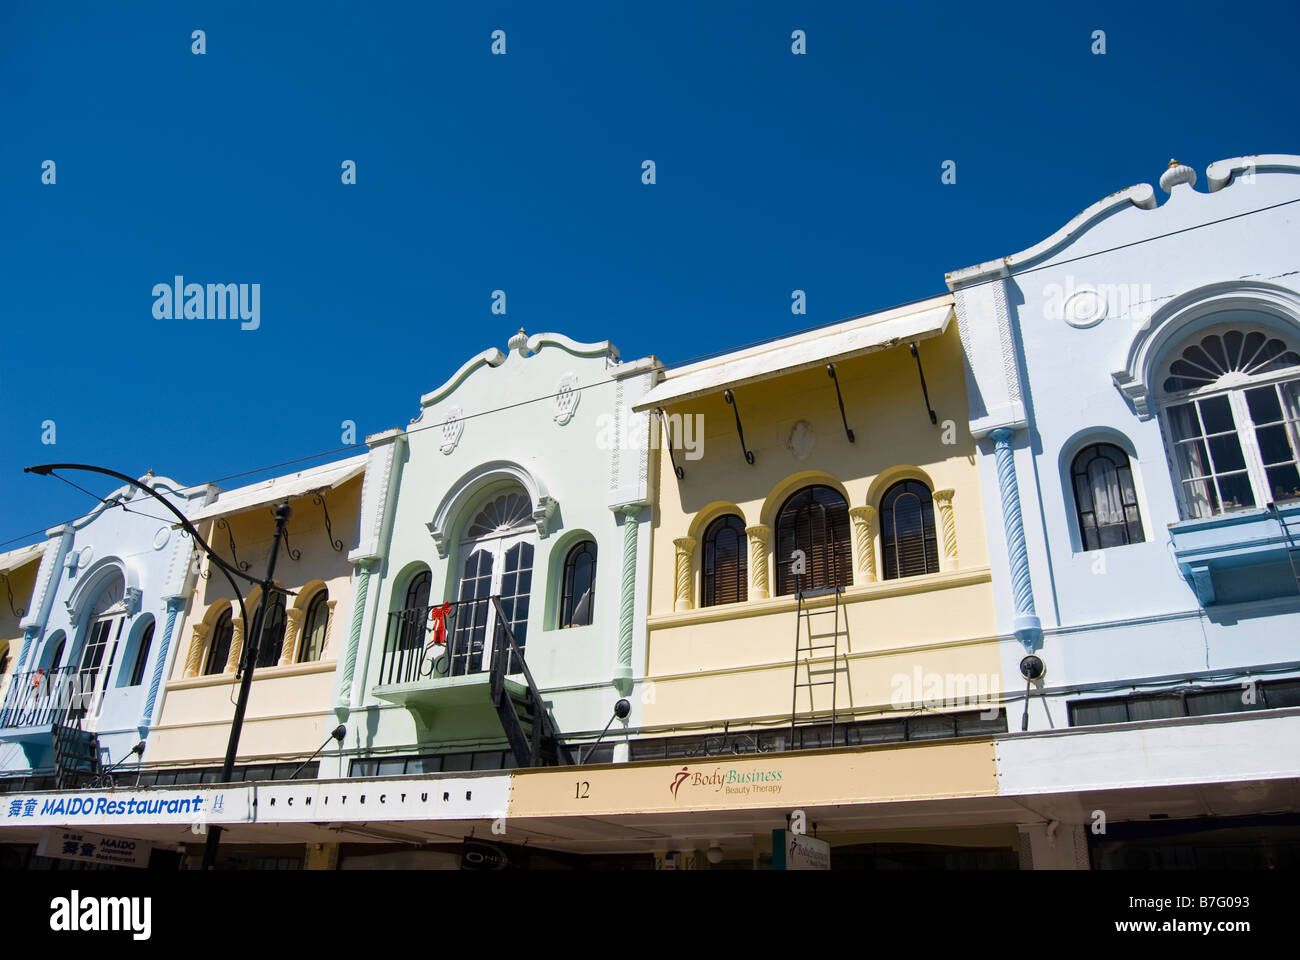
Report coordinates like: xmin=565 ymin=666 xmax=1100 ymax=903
xmin=147 ymin=457 xmax=365 ymax=778
xmin=624 ymin=294 xmax=1011 ymax=861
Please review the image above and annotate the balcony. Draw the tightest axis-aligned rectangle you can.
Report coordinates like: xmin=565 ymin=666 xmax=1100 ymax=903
xmin=372 ymin=596 xmax=570 ymax=767
xmin=1169 ymin=501 xmax=1300 ymax=605
xmin=0 ymin=666 xmax=86 ymax=737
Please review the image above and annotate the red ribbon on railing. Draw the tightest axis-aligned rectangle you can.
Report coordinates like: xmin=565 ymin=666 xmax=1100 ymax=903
xmin=428 ymin=603 xmax=452 ymax=646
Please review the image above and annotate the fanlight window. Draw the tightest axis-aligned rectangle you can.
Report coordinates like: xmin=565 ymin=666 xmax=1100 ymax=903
xmin=1159 ymin=325 xmax=1300 ymax=518
xmin=464 ymin=492 xmax=534 ymax=538
xmin=1163 ymin=330 xmax=1300 ymax=394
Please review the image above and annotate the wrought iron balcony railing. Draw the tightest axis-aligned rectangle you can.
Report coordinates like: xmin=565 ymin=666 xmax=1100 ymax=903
xmin=0 ymin=665 xmax=89 ymax=730
xmin=380 ymin=597 xmax=526 ymax=687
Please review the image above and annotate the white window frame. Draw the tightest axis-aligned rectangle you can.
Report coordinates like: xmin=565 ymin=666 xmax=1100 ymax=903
xmin=1160 ymin=363 xmax=1300 ymax=519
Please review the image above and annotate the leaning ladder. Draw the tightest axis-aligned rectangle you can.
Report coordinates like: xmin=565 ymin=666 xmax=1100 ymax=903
xmin=790 ymin=587 xmax=849 ymax=748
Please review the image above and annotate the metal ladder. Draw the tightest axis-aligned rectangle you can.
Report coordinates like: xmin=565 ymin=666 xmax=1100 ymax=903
xmin=1269 ymin=503 xmax=1300 ymax=594
xmin=790 ymin=587 xmax=849 ymax=749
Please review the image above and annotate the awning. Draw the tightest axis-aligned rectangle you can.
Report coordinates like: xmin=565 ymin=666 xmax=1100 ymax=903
xmin=634 ymin=298 xmax=953 ymax=411
xmin=0 ymin=542 xmax=44 ymax=575
xmin=189 ymin=454 xmax=367 ymax=523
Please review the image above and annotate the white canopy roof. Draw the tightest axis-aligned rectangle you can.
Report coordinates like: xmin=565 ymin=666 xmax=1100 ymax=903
xmin=0 ymin=542 xmax=44 ymax=575
xmin=190 ymin=454 xmax=367 ymax=523
xmin=634 ymin=297 xmax=953 ymax=410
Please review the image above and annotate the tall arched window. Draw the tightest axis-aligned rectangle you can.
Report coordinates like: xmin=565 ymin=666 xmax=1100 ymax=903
xmin=1071 ymin=443 xmax=1145 ymax=549
xmin=299 ymin=589 xmax=330 ymax=663
xmin=127 ymin=621 xmax=155 ymax=687
xmin=1159 ymin=324 xmax=1300 ymax=518
xmin=205 ymin=609 xmax=233 ymax=676
xmin=453 ymin=487 xmax=535 ymax=675
xmin=881 ymin=480 xmax=940 ymax=579
xmin=560 ymin=541 xmax=597 ymax=627
xmin=255 ymin=590 xmax=287 ymax=668
xmin=775 ymin=485 xmax=852 ymax=596
xmin=703 ymin=515 xmax=747 ymax=606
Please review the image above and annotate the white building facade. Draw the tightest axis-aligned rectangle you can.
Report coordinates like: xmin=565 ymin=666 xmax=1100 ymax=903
xmin=952 ymin=155 xmax=1300 ymax=868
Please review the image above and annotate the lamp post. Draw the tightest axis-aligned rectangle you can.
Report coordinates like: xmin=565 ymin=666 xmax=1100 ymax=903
xmin=25 ymin=463 xmax=292 ymax=870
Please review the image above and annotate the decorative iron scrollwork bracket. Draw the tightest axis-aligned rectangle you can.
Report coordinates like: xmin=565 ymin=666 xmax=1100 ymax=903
xmin=910 ymin=342 xmax=938 ymax=425
xmin=312 ymin=491 xmax=345 ymax=552
xmin=827 ymin=363 xmax=855 ymax=443
xmin=723 ymin=390 xmax=755 ymax=465
xmin=655 ymin=408 xmax=685 ymax=480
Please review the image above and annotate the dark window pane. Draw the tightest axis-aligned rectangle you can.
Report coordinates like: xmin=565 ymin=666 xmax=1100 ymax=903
xmin=775 ymin=486 xmax=853 ymax=595
xmin=441 ymin=753 xmax=473 ymax=772
xmin=1265 ymin=680 xmax=1300 ymax=709
xmin=1070 ymin=699 xmax=1130 ymax=726
xmin=881 ymin=481 xmax=939 ymax=579
xmin=703 ymin=515 xmax=747 ymax=606
xmin=1198 ymin=395 xmax=1235 ymax=435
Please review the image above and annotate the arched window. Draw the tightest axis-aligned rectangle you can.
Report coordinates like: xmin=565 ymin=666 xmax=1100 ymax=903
xmin=127 ymin=621 xmax=155 ymax=687
xmin=452 ymin=486 xmax=535 ymax=676
xmin=775 ymin=485 xmax=852 ymax=596
xmin=205 ymin=609 xmax=233 ymax=676
xmin=1070 ymin=444 xmax=1145 ymax=549
xmin=559 ymin=541 xmax=597 ymax=627
xmin=255 ymin=590 xmax=287 ymax=668
xmin=299 ymin=590 xmax=330 ymax=663
xmin=1159 ymin=324 xmax=1300 ymax=518
xmin=702 ymin=515 xmax=747 ymax=606
xmin=881 ymin=480 xmax=940 ymax=579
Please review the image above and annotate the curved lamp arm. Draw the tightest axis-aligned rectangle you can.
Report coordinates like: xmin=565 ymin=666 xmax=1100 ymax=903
xmin=24 ymin=462 xmax=256 ymax=662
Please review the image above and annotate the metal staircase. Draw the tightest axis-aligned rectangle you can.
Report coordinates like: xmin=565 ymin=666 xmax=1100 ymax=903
xmin=51 ymin=709 xmax=102 ymax=789
xmin=489 ymin=597 xmax=573 ymax=767
xmin=790 ymin=587 xmax=850 ymax=748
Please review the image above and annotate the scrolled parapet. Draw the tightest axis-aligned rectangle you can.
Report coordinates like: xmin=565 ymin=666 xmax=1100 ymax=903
xmin=848 ymin=506 xmax=877 ymax=582
xmin=745 ymin=524 xmax=771 ymax=600
xmin=672 ymin=537 xmax=697 ymax=612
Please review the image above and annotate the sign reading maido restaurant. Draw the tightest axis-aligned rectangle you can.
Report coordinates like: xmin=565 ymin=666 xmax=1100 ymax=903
xmin=37 ymin=828 xmax=152 ymax=868
xmin=2 ymin=786 xmax=252 ymax=827
xmin=771 ymin=829 xmax=831 ymax=870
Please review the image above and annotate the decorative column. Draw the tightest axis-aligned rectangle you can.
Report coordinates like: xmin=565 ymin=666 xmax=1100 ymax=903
xmin=336 ymin=560 xmax=374 ymax=709
xmin=184 ymin=622 xmax=210 ymax=678
xmin=932 ymin=489 xmax=959 ymax=570
xmin=140 ymin=595 xmax=186 ymax=731
xmin=990 ymin=428 xmax=1041 ymax=649
xmin=745 ymin=525 xmax=771 ymax=600
xmin=225 ymin=616 xmax=245 ymax=674
xmin=672 ymin=537 xmax=696 ymax=612
xmin=17 ymin=625 xmax=40 ymax=674
xmin=614 ymin=505 xmax=641 ymax=695
xmin=848 ymin=506 xmax=877 ymax=583
xmin=280 ymin=606 xmax=305 ymax=666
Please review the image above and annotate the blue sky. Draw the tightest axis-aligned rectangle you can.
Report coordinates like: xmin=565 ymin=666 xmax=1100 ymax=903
xmin=1 ymin=0 xmax=1296 ymax=545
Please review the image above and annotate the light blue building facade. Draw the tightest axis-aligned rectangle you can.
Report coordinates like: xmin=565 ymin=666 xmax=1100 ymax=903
xmin=0 ymin=475 xmax=214 ymax=787
xmin=952 ymin=156 xmax=1300 ymax=867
